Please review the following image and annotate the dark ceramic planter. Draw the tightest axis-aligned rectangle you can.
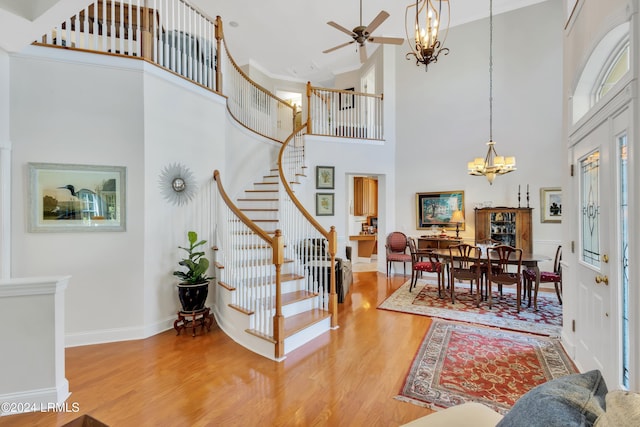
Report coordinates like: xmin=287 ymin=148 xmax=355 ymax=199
xmin=177 ymin=282 xmax=209 ymax=312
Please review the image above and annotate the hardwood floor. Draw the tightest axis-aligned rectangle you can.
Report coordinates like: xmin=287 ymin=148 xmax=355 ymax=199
xmin=3 ymin=272 xmax=435 ymax=427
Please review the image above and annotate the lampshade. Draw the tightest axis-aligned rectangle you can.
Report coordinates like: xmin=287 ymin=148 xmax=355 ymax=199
xmin=451 ymin=210 xmax=465 ymax=223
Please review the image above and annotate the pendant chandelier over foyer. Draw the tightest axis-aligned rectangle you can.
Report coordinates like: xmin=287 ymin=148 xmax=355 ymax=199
xmin=405 ymin=0 xmax=450 ymax=71
xmin=467 ymin=0 xmax=516 ymax=185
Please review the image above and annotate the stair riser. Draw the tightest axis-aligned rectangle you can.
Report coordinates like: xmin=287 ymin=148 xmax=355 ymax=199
xmin=281 ymin=297 xmax=318 ymax=317
xmin=252 ymin=183 xmax=279 ymax=191
xmin=283 ymin=317 xmax=331 ymax=355
xmin=241 ymin=212 xmax=280 ymax=221
xmin=240 ymin=191 xmax=279 ymax=200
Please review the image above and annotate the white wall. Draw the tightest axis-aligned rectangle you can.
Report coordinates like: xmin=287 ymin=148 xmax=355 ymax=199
xmin=9 ymin=47 xmax=229 ymax=345
xmin=394 ymin=0 xmax=564 ymax=269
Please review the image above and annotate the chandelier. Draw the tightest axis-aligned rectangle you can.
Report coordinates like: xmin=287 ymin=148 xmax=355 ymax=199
xmin=405 ymin=0 xmax=450 ymax=71
xmin=467 ymin=0 xmax=516 ymax=184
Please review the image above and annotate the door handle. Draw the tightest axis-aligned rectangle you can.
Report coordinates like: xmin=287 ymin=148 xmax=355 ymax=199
xmin=595 ymin=275 xmax=609 ymax=285
xmin=602 ymin=254 xmax=609 ymax=263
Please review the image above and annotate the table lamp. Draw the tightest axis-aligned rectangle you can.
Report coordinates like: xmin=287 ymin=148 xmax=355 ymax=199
xmin=451 ymin=210 xmax=465 ymax=238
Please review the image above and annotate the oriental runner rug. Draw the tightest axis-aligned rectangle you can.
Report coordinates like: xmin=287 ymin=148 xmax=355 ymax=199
xmin=379 ymin=279 xmax=562 ymax=336
xmin=396 ymin=320 xmax=577 ymax=414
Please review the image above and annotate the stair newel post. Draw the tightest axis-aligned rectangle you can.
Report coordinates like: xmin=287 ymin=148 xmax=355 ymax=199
xmin=272 ymin=229 xmax=285 ymax=359
xmin=215 ymin=16 xmax=223 ymax=93
xmin=306 ymin=81 xmax=312 ymax=135
xmin=328 ymin=226 xmax=338 ymax=328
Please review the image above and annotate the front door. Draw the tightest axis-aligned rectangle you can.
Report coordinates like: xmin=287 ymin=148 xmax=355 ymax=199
xmin=572 ymin=107 xmax=628 ymax=388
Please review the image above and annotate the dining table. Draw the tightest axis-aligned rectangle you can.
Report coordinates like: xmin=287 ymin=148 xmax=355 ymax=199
xmin=429 ymin=247 xmax=552 ymax=310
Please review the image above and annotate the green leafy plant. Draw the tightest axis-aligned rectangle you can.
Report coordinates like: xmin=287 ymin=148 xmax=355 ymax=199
xmin=173 ymin=231 xmax=213 ymax=285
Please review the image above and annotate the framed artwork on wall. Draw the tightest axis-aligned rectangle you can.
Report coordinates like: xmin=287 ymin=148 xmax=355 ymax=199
xmin=28 ymin=162 xmax=127 ymax=232
xmin=540 ymin=187 xmax=562 ymax=223
xmin=316 ymin=166 xmax=335 ymax=189
xmin=316 ymin=193 xmax=334 ymax=216
xmin=416 ymin=191 xmax=465 ymax=230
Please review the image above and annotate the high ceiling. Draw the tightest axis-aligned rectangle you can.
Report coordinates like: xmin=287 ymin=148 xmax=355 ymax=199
xmin=191 ymin=0 xmax=548 ymax=84
xmin=0 ymin=0 xmax=547 ymax=84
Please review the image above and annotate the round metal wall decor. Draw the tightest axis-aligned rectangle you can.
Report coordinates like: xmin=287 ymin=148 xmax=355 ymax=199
xmin=159 ymin=162 xmax=197 ymax=206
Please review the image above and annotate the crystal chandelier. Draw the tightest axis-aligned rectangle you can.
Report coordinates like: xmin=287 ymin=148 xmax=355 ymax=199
xmin=405 ymin=0 xmax=450 ymax=71
xmin=467 ymin=0 xmax=516 ymax=184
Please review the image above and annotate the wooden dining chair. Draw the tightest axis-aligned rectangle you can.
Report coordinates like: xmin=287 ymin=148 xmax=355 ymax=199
xmin=385 ymin=232 xmax=411 ymax=276
xmin=407 ymin=238 xmax=444 ymax=295
xmin=523 ymin=245 xmax=562 ymax=309
xmin=448 ymin=244 xmax=482 ymax=306
xmin=486 ymin=245 xmax=523 ymax=312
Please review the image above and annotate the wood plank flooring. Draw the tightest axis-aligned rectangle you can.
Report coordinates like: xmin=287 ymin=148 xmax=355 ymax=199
xmin=2 ymin=272 xmax=435 ymax=427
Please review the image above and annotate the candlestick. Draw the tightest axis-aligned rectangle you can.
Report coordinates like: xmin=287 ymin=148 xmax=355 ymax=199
xmin=526 ymin=184 xmax=530 ymax=208
xmin=518 ymin=185 xmax=521 ymax=208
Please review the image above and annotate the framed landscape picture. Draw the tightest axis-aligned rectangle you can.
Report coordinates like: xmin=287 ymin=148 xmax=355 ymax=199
xmin=416 ymin=191 xmax=465 ymax=230
xmin=540 ymin=187 xmax=562 ymax=223
xmin=28 ymin=162 xmax=126 ymax=232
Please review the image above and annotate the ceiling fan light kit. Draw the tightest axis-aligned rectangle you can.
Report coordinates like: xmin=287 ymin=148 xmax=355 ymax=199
xmin=323 ymin=0 xmax=404 ymax=64
xmin=405 ymin=0 xmax=450 ymax=71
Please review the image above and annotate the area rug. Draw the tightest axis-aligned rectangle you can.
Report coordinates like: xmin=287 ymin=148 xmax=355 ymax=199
xmin=379 ymin=279 xmax=562 ymax=336
xmin=396 ymin=320 xmax=577 ymax=414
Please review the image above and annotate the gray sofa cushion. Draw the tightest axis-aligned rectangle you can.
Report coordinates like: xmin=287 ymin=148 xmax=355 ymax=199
xmin=496 ymin=370 xmax=607 ymax=427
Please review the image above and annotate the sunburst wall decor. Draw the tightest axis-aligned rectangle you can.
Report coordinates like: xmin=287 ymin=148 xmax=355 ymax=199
xmin=159 ymin=162 xmax=197 ymax=206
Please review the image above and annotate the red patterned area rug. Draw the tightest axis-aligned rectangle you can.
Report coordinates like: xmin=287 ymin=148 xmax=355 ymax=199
xmin=379 ymin=279 xmax=562 ymax=336
xmin=396 ymin=320 xmax=577 ymax=414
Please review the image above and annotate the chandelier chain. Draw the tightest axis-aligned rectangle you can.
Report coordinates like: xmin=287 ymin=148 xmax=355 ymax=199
xmin=489 ymin=0 xmax=493 ymax=142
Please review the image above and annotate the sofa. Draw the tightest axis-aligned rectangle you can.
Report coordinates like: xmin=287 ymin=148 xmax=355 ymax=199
xmin=401 ymin=370 xmax=640 ymax=427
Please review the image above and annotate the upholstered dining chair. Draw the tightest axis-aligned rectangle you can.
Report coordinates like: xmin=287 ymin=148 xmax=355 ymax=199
xmin=385 ymin=232 xmax=411 ymax=276
xmin=448 ymin=244 xmax=482 ymax=306
xmin=486 ymin=245 xmax=523 ymax=312
xmin=407 ymin=238 xmax=444 ymax=295
xmin=474 ymin=238 xmax=501 ymax=299
xmin=523 ymin=245 xmax=562 ymax=309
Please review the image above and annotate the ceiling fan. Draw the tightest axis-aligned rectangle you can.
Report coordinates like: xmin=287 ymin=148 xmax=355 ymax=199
xmin=323 ymin=0 xmax=404 ymax=63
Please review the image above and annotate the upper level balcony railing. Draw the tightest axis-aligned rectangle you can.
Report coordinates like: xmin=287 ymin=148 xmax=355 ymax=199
xmin=306 ymin=83 xmax=384 ymax=141
xmin=35 ymin=1 xmax=383 ymax=144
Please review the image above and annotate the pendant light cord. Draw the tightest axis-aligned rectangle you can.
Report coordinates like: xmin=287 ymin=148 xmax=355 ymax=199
xmin=489 ymin=0 xmax=493 ymax=142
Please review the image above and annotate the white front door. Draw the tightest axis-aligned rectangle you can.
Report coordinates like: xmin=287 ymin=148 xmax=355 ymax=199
xmin=572 ymin=107 xmax=628 ymax=388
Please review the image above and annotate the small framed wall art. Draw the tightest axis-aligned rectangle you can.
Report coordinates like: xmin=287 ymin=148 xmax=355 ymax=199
xmin=540 ymin=187 xmax=562 ymax=223
xmin=316 ymin=193 xmax=335 ymax=216
xmin=316 ymin=166 xmax=335 ymax=189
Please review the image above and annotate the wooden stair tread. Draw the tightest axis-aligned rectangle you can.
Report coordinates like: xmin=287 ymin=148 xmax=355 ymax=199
xmin=284 ymin=309 xmax=331 ymax=338
xmin=281 ymin=290 xmax=316 ymax=305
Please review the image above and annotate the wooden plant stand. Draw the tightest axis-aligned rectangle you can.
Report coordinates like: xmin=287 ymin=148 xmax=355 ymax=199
xmin=173 ymin=307 xmax=213 ymax=337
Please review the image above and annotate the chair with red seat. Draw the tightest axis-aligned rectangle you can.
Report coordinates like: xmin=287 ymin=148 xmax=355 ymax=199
xmin=523 ymin=245 xmax=562 ymax=310
xmin=408 ymin=238 xmax=444 ymax=295
xmin=385 ymin=232 xmax=411 ymax=276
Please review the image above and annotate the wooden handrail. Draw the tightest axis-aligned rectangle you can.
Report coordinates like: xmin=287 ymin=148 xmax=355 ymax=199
xmin=221 ymin=35 xmax=295 ymax=114
xmin=213 ymin=170 xmax=274 ymax=245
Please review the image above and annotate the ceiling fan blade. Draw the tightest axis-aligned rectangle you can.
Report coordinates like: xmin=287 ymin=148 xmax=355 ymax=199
xmin=364 ymin=10 xmax=389 ymax=34
xmin=323 ymin=40 xmax=355 ymax=54
xmin=327 ymin=21 xmax=355 ymax=37
xmin=359 ymin=44 xmax=367 ymax=63
xmin=368 ymin=36 xmax=404 ymax=45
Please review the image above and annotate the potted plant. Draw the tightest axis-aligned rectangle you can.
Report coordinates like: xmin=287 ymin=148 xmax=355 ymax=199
xmin=173 ymin=231 xmax=213 ymax=312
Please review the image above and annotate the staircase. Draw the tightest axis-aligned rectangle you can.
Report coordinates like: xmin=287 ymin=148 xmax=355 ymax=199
xmin=212 ymin=167 xmax=333 ymax=360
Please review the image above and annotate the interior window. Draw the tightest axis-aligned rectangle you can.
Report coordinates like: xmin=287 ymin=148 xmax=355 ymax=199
xmin=595 ymin=42 xmax=629 ymax=101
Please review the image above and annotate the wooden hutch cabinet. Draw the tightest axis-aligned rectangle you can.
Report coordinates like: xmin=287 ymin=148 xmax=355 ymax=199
xmin=353 ymin=177 xmax=377 ymax=217
xmin=474 ymin=207 xmax=533 ymax=253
